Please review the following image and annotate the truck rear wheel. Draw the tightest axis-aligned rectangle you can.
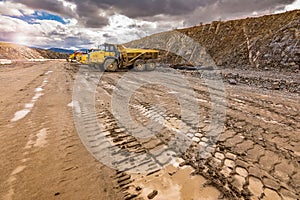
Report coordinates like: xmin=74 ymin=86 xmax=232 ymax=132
xmin=146 ymin=60 xmax=156 ymax=71
xmin=134 ymin=59 xmax=146 ymax=71
xmin=104 ymin=58 xmax=118 ymax=72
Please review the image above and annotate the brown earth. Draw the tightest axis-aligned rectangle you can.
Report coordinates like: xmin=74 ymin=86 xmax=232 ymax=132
xmin=1 ymin=60 xmax=298 ymax=200
xmin=0 ymin=61 xmax=122 ymax=200
xmin=0 ymin=42 xmax=68 ymax=60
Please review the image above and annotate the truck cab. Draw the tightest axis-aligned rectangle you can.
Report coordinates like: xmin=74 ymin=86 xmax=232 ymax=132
xmin=89 ymin=43 xmax=118 ymax=64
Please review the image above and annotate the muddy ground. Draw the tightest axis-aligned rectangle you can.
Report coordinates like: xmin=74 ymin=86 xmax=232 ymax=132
xmin=0 ymin=61 xmax=299 ymax=200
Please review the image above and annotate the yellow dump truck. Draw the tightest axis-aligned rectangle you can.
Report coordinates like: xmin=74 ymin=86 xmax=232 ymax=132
xmin=88 ymin=43 xmax=159 ymax=71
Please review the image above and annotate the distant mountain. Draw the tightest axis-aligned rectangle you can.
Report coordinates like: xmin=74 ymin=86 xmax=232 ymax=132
xmin=47 ymin=48 xmax=90 ymax=54
xmin=79 ymin=49 xmax=89 ymax=53
xmin=47 ymin=48 xmax=74 ymax=54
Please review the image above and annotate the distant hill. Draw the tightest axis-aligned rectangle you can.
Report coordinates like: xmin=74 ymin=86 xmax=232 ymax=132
xmin=47 ymin=48 xmax=74 ymax=54
xmin=47 ymin=48 xmax=90 ymax=54
xmin=0 ymin=42 xmax=68 ymax=60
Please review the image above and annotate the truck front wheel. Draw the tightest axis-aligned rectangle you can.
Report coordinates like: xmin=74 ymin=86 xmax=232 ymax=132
xmin=104 ymin=59 xmax=118 ymax=72
xmin=146 ymin=60 xmax=156 ymax=71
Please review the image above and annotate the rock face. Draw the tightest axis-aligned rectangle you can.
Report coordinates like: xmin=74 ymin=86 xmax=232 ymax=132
xmin=127 ymin=10 xmax=299 ymax=72
xmin=179 ymin=10 xmax=300 ymax=71
xmin=0 ymin=42 xmax=68 ymax=60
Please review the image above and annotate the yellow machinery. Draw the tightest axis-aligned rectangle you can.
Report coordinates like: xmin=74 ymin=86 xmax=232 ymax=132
xmin=79 ymin=54 xmax=88 ymax=64
xmin=88 ymin=43 xmax=159 ymax=71
xmin=67 ymin=51 xmax=76 ymax=62
xmin=67 ymin=51 xmax=88 ymax=64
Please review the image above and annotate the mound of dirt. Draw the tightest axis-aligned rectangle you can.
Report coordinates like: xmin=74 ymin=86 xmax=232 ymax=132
xmin=0 ymin=42 xmax=68 ymax=60
xmin=127 ymin=10 xmax=300 ymax=72
xmin=33 ymin=48 xmax=68 ymax=59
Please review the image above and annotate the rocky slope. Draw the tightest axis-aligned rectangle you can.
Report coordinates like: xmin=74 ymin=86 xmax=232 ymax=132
xmin=0 ymin=42 xmax=68 ymax=60
xmin=127 ymin=10 xmax=300 ymax=72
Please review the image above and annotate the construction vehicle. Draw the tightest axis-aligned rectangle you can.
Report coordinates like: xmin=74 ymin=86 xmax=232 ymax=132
xmin=67 ymin=51 xmax=77 ymax=62
xmin=67 ymin=51 xmax=88 ymax=64
xmin=79 ymin=53 xmax=88 ymax=64
xmin=88 ymin=43 xmax=159 ymax=71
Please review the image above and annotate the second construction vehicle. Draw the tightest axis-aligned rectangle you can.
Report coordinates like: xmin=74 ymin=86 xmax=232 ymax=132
xmin=88 ymin=43 xmax=159 ymax=71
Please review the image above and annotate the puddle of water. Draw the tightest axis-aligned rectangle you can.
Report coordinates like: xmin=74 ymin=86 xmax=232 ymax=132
xmin=11 ymin=166 xmax=26 ymax=176
xmin=25 ymin=103 xmax=34 ymax=108
xmin=24 ymin=133 xmax=35 ymax=149
xmin=67 ymin=101 xmax=73 ymax=107
xmin=72 ymin=100 xmax=81 ymax=113
xmin=131 ymin=164 xmax=220 ymax=200
xmin=11 ymin=109 xmax=31 ymax=122
xmin=0 ymin=59 xmax=12 ymax=64
xmin=45 ymin=71 xmax=53 ymax=75
xmin=32 ymin=92 xmax=43 ymax=101
xmin=197 ymin=98 xmax=208 ymax=103
xmin=34 ymin=128 xmax=48 ymax=147
xmin=11 ymin=85 xmax=45 ymax=122
xmin=35 ymin=87 xmax=43 ymax=92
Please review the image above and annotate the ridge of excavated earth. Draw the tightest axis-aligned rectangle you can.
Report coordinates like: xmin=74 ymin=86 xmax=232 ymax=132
xmin=126 ymin=10 xmax=299 ymax=72
xmin=0 ymin=42 xmax=68 ymax=60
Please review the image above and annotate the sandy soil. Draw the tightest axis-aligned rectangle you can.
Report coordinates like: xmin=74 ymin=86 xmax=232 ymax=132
xmin=0 ymin=61 xmax=122 ymax=200
xmin=0 ymin=61 xmax=299 ymax=200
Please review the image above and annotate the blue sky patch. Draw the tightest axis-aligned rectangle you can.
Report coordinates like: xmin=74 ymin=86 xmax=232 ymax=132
xmin=9 ymin=10 xmax=68 ymax=25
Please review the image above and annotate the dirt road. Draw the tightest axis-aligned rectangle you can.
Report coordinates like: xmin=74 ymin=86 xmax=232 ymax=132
xmin=0 ymin=61 xmax=299 ymax=200
xmin=0 ymin=61 xmax=122 ymax=200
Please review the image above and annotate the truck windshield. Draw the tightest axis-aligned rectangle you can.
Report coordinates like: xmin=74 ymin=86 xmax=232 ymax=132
xmin=98 ymin=45 xmax=105 ymax=51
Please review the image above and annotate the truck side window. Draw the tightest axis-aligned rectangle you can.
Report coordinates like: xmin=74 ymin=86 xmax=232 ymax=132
xmin=99 ymin=45 xmax=105 ymax=51
xmin=110 ymin=46 xmax=115 ymax=52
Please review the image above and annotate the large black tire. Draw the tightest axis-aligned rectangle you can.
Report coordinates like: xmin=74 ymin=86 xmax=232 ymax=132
xmin=146 ymin=60 xmax=156 ymax=71
xmin=133 ymin=59 xmax=146 ymax=71
xmin=104 ymin=58 xmax=118 ymax=72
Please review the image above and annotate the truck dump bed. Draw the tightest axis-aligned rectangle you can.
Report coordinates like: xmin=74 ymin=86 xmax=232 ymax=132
xmin=118 ymin=45 xmax=159 ymax=62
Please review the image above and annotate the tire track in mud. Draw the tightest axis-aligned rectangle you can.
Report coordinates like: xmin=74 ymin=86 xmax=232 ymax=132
xmin=75 ymin=69 xmax=226 ymax=199
xmin=94 ymin=69 xmax=299 ymax=199
xmin=71 ymin=68 xmax=217 ymax=199
xmin=180 ymin=76 xmax=299 ymax=199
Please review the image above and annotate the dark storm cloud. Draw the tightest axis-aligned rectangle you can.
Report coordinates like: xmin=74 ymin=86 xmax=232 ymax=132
xmin=7 ymin=0 xmax=109 ymax=28
xmin=103 ymin=33 xmax=111 ymax=38
xmin=5 ymin=0 xmax=297 ymax=27
xmin=68 ymin=0 xmax=296 ymax=19
xmin=184 ymin=0 xmax=296 ymax=25
xmin=63 ymin=36 xmax=94 ymax=47
xmin=9 ymin=0 xmax=75 ymax=18
xmin=67 ymin=0 xmax=215 ymax=18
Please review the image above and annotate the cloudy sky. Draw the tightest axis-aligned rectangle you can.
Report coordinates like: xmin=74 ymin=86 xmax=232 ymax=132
xmin=0 ymin=0 xmax=299 ymax=49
